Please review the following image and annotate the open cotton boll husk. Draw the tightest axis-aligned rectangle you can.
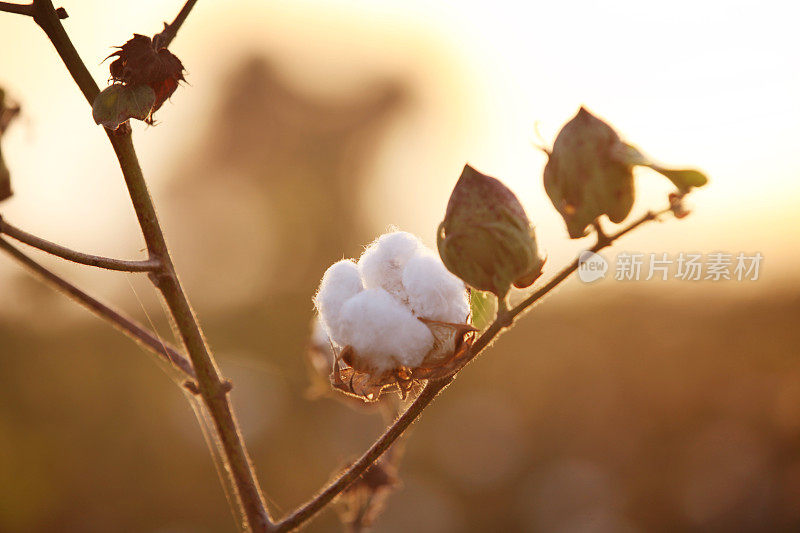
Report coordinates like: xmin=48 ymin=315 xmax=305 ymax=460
xmin=314 ymin=259 xmax=364 ymax=346
xmin=338 ymin=288 xmax=434 ymax=373
xmin=313 ymin=229 xmax=478 ymax=401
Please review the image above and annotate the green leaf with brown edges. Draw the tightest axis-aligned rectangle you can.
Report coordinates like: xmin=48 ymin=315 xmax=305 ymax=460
xmin=92 ymin=84 xmax=155 ymax=130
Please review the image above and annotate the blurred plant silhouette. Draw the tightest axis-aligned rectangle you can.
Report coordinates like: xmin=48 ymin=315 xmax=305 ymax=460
xmin=165 ymin=55 xmax=407 ymax=306
xmin=0 ymin=87 xmax=20 ymax=201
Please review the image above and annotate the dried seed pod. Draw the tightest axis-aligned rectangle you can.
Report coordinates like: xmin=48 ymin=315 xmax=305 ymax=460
xmin=106 ymin=34 xmax=185 ymax=122
xmin=438 ymin=165 xmax=544 ymax=299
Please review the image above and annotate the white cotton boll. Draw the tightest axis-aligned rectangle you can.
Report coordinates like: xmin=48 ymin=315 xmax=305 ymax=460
xmin=357 ymin=231 xmax=424 ymax=302
xmin=313 ymin=259 xmax=364 ymax=346
xmin=402 ymin=252 xmax=470 ymax=324
xmin=338 ymin=288 xmax=434 ymax=372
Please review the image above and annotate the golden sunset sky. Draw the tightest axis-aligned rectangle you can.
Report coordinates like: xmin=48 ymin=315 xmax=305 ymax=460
xmin=1 ymin=0 xmax=797 ymax=292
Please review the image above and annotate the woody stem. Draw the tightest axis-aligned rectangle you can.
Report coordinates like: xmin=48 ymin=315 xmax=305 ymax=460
xmin=13 ymin=0 xmax=273 ymax=530
xmin=154 ymin=0 xmax=198 ymax=48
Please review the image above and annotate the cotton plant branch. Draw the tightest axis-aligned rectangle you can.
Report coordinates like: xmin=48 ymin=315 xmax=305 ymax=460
xmin=0 ymin=237 xmax=195 ymax=378
xmin=0 ymin=217 xmax=161 ymax=272
xmin=154 ymin=0 xmax=199 ymax=49
xmin=274 ymin=206 xmax=671 ymax=531
xmin=0 ymin=0 xmax=273 ymax=531
xmin=0 ymin=1 xmax=41 ymax=17
xmin=0 ymin=2 xmax=29 ymax=16
xmin=0 ymin=0 xmax=65 ymax=18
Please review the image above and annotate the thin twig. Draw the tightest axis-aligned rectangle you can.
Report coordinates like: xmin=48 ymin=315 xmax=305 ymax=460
xmin=19 ymin=1 xmax=273 ymax=530
xmin=0 ymin=217 xmax=161 ymax=272
xmin=154 ymin=0 xmax=199 ymax=49
xmin=0 ymin=237 xmax=195 ymax=378
xmin=0 ymin=1 xmax=33 ymax=16
xmin=275 ymin=207 xmax=670 ymax=531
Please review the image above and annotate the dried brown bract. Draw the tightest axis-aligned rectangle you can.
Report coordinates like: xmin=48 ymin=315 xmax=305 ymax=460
xmin=337 ymin=458 xmax=400 ymax=531
xmin=331 ymin=319 xmax=477 ymax=402
xmin=108 ymin=34 xmax=185 ymax=121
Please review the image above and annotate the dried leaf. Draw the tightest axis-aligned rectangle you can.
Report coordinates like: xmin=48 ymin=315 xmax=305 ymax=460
xmin=417 ymin=318 xmax=476 ymax=367
xmin=412 ymin=319 xmax=476 ymax=381
xmin=338 ymin=459 xmax=399 ymax=530
xmin=331 ymin=365 xmax=395 ymax=402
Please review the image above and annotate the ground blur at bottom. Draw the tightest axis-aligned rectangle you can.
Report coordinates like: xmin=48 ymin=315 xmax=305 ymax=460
xmin=0 ymin=282 xmax=798 ymax=532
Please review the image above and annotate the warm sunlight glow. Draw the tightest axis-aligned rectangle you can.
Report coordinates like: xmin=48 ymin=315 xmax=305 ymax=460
xmin=1 ymin=0 xmax=796 ymax=286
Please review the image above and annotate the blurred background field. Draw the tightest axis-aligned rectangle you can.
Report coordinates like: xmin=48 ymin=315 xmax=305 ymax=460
xmin=0 ymin=0 xmax=798 ymax=531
